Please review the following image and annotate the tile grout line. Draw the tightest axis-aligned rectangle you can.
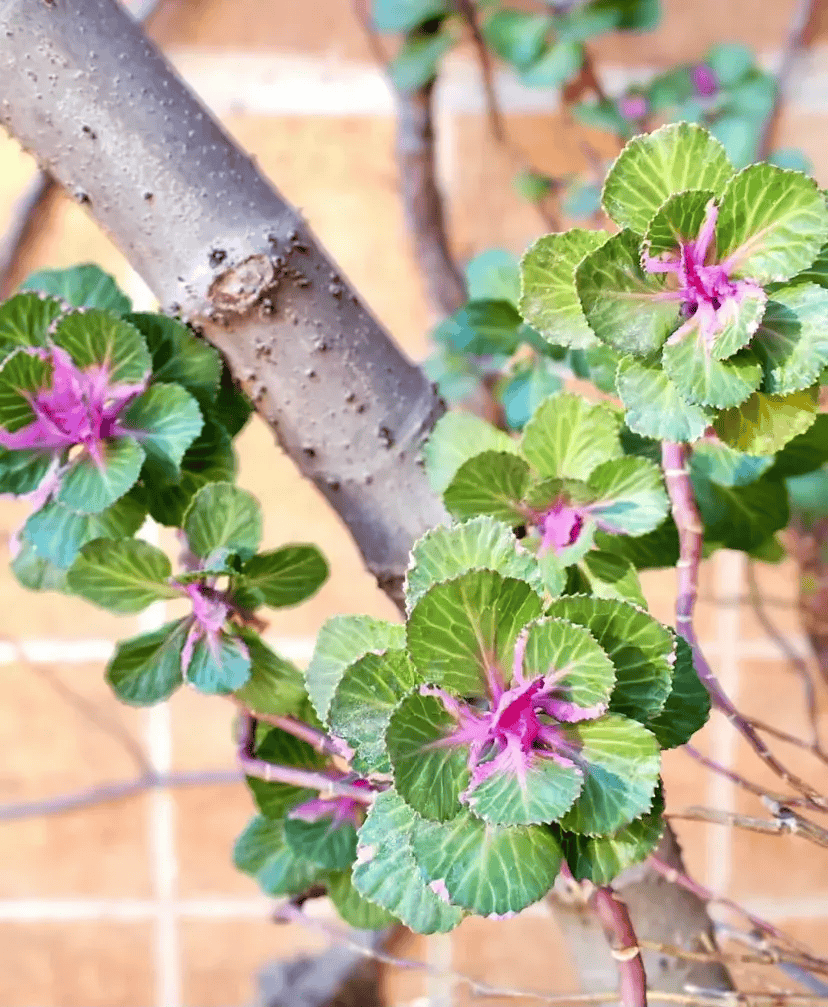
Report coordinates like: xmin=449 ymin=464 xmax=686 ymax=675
xmin=138 ymin=520 xmax=182 ymax=1007
xmin=706 ymin=550 xmax=745 ymax=894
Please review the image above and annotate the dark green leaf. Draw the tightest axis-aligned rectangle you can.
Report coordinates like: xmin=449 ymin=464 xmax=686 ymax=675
xmin=67 ymin=538 xmax=177 ymax=612
xmin=21 ymin=264 xmax=132 ymax=314
xmin=647 ymin=636 xmax=710 ymax=748
xmin=234 ymin=545 xmax=328 ymax=610
xmin=106 ymin=619 xmax=188 ymax=705
xmin=183 ymin=482 xmax=262 ymax=560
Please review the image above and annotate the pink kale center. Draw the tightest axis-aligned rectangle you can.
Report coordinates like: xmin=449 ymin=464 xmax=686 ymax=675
xmin=538 ymin=499 xmax=585 ymax=555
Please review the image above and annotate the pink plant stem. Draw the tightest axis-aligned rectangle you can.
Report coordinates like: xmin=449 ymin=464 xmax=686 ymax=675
xmin=592 ymin=886 xmax=648 ymax=1007
xmin=661 ymin=442 xmax=826 ymax=809
xmin=234 ymin=704 xmax=349 ymax=758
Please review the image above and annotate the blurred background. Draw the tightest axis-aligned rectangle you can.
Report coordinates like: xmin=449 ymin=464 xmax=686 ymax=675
xmin=0 ymin=0 xmax=827 ymax=1004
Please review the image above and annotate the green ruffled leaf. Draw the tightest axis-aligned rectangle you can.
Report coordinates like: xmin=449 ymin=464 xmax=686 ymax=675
xmin=546 ymin=595 xmax=674 ymax=721
xmin=520 ymin=230 xmax=609 ymax=349
xmin=443 ymin=451 xmax=530 ymax=523
xmin=0 ymin=448 xmax=51 ymax=496
xmin=233 ymin=816 xmax=323 ymax=897
xmin=405 ymin=516 xmax=545 ymax=612
xmin=0 ymin=350 xmax=50 ymax=432
xmin=594 ymin=519 xmax=680 ymax=571
xmin=715 ymin=164 xmax=828 ymax=284
xmin=558 ymin=714 xmax=660 ymax=834
xmin=714 ymin=385 xmax=819 ymax=455
xmin=647 ymin=636 xmax=710 ymax=749
xmin=186 ymin=630 xmax=251 ymax=695
xmin=386 ymin=691 xmax=469 ymax=822
xmin=284 ymin=817 xmax=358 ymax=871
xmin=232 ymin=630 xmax=309 ymax=718
xmin=53 ymin=310 xmax=150 ymax=385
xmin=233 ymin=545 xmax=328 ymax=611
xmin=764 ymin=414 xmax=828 ymax=480
xmin=352 ymin=789 xmax=464 ymax=934
xmin=328 ymin=649 xmax=417 ymax=775
xmin=521 ymin=393 xmax=621 ymax=482
xmin=406 ymin=571 xmax=542 ymax=694
xmin=246 ymin=729 xmax=325 ymax=820
xmin=0 ymin=292 xmax=62 ymax=362
xmin=560 ymin=786 xmax=665 ymax=883
xmin=662 ymin=335 xmax=763 ymax=409
xmin=122 ymin=383 xmax=203 ymax=482
xmin=617 ymin=357 xmax=715 ymax=443
xmin=306 ymin=615 xmax=405 ymax=723
xmin=66 ymin=538 xmax=177 ymax=612
xmin=582 ymin=456 xmax=670 ymax=536
xmin=126 ymin=313 xmax=221 ymax=404
xmin=643 ymin=190 xmax=715 ymax=261
xmin=411 ymin=810 xmax=563 ymax=916
xmin=58 ymin=436 xmax=146 ymax=514
xmin=466 ymin=750 xmax=583 ymax=827
xmin=106 ymin=619 xmax=188 ymax=705
xmin=21 ymin=264 xmax=132 ymax=314
xmin=424 ymin=412 xmax=518 ymax=494
xmin=327 ymin=870 xmax=398 ymax=929
xmin=690 ymin=440 xmax=773 ymax=487
xmin=752 ymin=284 xmax=828 ymax=395
xmin=602 ymin=123 xmax=734 ymax=234
xmin=576 ymin=230 xmax=681 ymax=356
xmin=579 ymin=551 xmax=646 ymax=606
xmin=523 ymin=617 xmax=616 ymax=710
xmin=183 ymin=482 xmax=262 ymax=561
xmin=790 ymin=240 xmax=828 ymax=288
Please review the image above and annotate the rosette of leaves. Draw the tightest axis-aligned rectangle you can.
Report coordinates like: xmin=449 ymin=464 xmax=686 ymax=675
xmin=63 ymin=482 xmax=327 ymax=707
xmin=521 ymin=123 xmax=828 ymax=454
xmin=423 ymin=392 xmax=670 ymax=603
xmin=0 ymin=265 xmax=253 ymax=589
xmin=278 ymin=518 xmax=707 ymax=930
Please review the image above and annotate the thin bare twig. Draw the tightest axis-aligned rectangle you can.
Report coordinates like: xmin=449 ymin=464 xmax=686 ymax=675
xmin=667 ymin=805 xmax=828 ymax=848
xmin=637 ymin=939 xmax=828 ymax=978
xmin=746 ymin=717 xmax=828 ymax=769
xmin=684 ymin=744 xmax=820 ymax=810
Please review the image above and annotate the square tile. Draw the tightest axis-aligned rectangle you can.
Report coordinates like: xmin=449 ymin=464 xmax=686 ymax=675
xmin=0 ymin=921 xmax=154 ymax=1007
xmin=0 ymin=662 xmax=152 ymax=898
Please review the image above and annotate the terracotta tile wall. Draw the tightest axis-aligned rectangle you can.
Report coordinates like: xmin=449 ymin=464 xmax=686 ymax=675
xmin=1 ymin=1 xmax=827 ymax=1003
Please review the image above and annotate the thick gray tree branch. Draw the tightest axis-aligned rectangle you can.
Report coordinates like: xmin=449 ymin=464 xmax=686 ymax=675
xmin=0 ymin=0 xmax=446 ymax=606
xmin=0 ymin=0 xmax=731 ymax=993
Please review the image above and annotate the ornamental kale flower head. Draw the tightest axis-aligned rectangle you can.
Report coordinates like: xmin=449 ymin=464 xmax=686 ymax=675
xmin=423 ymin=392 xmax=669 ymax=603
xmin=301 ymin=519 xmax=708 ymax=925
xmin=520 ymin=123 xmax=828 ymax=454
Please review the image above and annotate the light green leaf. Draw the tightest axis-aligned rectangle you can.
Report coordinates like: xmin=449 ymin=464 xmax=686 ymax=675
xmin=522 ymin=617 xmax=616 ymax=711
xmin=126 ymin=313 xmax=221 ymax=404
xmin=232 ymin=630 xmax=308 ymax=718
xmin=372 ymin=0 xmax=449 ymax=33
xmin=386 ymin=691 xmax=469 ymax=822
xmin=67 ymin=538 xmax=177 ymax=612
xmin=602 ymin=123 xmax=734 ymax=234
xmin=21 ymin=264 xmax=132 ymax=313
xmin=306 ymin=615 xmax=405 ymax=722
xmin=246 ymin=729 xmax=325 ymax=821
xmin=789 ymin=239 xmax=828 ymax=287
xmin=284 ymin=817 xmax=358 ymax=871
xmin=576 ymin=230 xmax=681 ymax=356
xmin=465 ymin=249 xmax=521 ymax=306
xmin=328 ymin=649 xmax=417 ymax=775
xmin=560 ymin=786 xmax=665 ymax=884
xmin=715 ymin=164 xmax=828 ymax=284
xmin=12 ymin=538 xmax=69 ymax=593
xmin=662 ymin=333 xmax=763 ymax=409
xmin=405 ymin=516 xmax=545 ymax=612
xmin=186 ymin=630 xmax=251 ymax=695
xmin=521 ymin=41 xmax=583 ymax=88
xmin=122 ymin=383 xmax=203 ymax=482
xmin=389 ymin=31 xmax=454 ymax=92
xmin=708 ymin=114 xmax=759 ymax=170
xmin=406 ymin=571 xmax=542 ymax=694
xmin=579 ymin=551 xmax=646 ymax=606
xmin=0 ymin=349 xmax=50 ymax=432
xmin=443 ymin=451 xmax=530 ymax=523
xmin=424 ymin=412 xmax=518 ymax=494
xmin=466 ymin=751 xmax=583 ymax=827
xmin=643 ymin=190 xmax=715 ymax=261
xmin=519 ymin=230 xmax=610 ymax=349
xmin=583 ymin=456 xmax=670 ymax=536
xmin=647 ymin=636 xmax=710 ymax=749
xmin=353 ymin=789 xmax=464 ymax=934
xmin=327 ymin=870 xmax=398 ymax=929
xmin=234 ymin=545 xmax=328 ymax=610
xmin=183 ymin=482 xmax=262 ymax=560
xmin=483 ymin=10 xmax=549 ymax=69
xmin=53 ymin=310 xmax=150 ymax=385
xmin=233 ymin=816 xmax=324 ymax=897
xmin=521 ymin=393 xmax=621 ymax=481
xmin=752 ymin=283 xmax=828 ymax=395
xmin=411 ymin=811 xmax=563 ymax=916
xmin=706 ymin=43 xmax=754 ymax=86
xmin=714 ymin=385 xmax=819 ymax=455
xmin=559 ymin=714 xmax=660 ymax=834
xmin=58 ymin=436 xmax=146 ymax=514
xmin=545 ymin=594 xmax=674 ymax=721
xmin=617 ymin=357 xmax=715 ymax=442
xmin=106 ymin=619 xmax=188 ymax=705
xmin=0 ymin=292 xmax=62 ymax=362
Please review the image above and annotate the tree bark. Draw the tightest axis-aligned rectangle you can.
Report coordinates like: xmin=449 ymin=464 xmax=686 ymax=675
xmin=0 ymin=0 xmax=731 ymax=992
